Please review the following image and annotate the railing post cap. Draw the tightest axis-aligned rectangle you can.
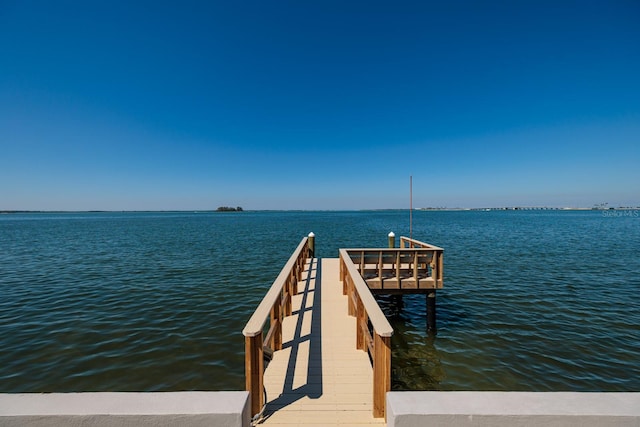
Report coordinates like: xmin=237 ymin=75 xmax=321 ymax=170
xmin=308 ymin=232 xmax=315 ymax=237
xmin=388 ymin=232 xmax=395 ymax=237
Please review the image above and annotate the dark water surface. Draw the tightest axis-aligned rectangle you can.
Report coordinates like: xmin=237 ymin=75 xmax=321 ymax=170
xmin=1 ymin=210 xmax=638 ymax=392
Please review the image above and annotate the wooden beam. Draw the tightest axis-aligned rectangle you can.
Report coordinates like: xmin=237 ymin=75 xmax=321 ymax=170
xmin=373 ymin=333 xmax=391 ymax=418
xmin=245 ymin=333 xmax=264 ymax=417
xmin=356 ymin=294 xmax=365 ymax=351
xmin=347 ymin=276 xmax=355 ymax=317
xmin=270 ymin=302 xmax=282 ymax=351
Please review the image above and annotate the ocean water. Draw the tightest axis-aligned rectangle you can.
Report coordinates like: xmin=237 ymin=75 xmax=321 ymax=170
xmin=1 ymin=210 xmax=638 ymax=392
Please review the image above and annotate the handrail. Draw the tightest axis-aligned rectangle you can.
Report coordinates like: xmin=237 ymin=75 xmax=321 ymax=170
xmin=339 ymin=250 xmax=394 ymax=336
xmin=339 ymin=249 xmax=393 ymax=418
xmin=342 ymin=247 xmax=443 ymax=290
xmin=400 ymin=236 xmax=443 ymax=251
xmin=242 ymin=237 xmax=309 ymax=337
xmin=400 ymin=237 xmax=444 ymax=289
xmin=242 ymin=236 xmax=310 ymax=418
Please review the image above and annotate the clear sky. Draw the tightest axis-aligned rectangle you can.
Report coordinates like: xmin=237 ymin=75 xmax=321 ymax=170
xmin=1 ymin=1 xmax=639 ymax=210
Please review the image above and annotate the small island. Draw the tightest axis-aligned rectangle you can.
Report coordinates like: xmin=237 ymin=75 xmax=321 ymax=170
xmin=216 ymin=206 xmax=243 ymax=212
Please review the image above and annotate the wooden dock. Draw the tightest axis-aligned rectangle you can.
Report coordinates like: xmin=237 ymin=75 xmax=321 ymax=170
xmin=243 ymin=234 xmax=443 ymax=425
xmin=259 ymin=257 xmax=384 ymax=426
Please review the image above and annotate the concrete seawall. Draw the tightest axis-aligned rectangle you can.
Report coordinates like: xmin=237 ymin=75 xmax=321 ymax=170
xmin=0 ymin=391 xmax=249 ymax=427
xmin=387 ymin=391 xmax=640 ymax=427
xmin=2 ymin=390 xmax=639 ymax=426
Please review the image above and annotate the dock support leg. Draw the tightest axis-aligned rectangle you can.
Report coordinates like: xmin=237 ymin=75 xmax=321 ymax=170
xmin=392 ymin=294 xmax=403 ymax=315
xmin=245 ymin=333 xmax=264 ymax=417
xmin=427 ymin=291 xmax=437 ymax=334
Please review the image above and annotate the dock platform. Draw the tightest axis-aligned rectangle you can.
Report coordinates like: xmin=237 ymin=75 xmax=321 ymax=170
xmin=243 ymin=235 xmax=443 ymax=424
xmin=259 ymin=257 xmax=384 ymax=426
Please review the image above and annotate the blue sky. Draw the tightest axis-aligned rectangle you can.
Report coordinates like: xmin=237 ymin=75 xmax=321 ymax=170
xmin=1 ymin=1 xmax=639 ymax=210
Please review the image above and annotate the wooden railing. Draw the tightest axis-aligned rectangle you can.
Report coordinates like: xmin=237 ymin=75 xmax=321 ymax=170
xmin=343 ymin=244 xmax=443 ymax=292
xmin=242 ymin=236 xmax=311 ymax=417
xmin=399 ymin=236 xmax=443 ymax=250
xmin=400 ymin=236 xmax=443 ymax=289
xmin=339 ymin=249 xmax=394 ymax=418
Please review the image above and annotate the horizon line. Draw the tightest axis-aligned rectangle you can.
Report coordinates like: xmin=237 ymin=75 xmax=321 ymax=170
xmin=2 ymin=206 xmax=639 ymax=214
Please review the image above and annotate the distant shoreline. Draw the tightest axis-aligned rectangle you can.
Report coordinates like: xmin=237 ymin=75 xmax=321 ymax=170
xmin=2 ymin=207 xmax=639 ymax=214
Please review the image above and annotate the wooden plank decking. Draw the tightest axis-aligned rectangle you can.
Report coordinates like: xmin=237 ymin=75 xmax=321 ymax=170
xmin=258 ymin=257 xmax=385 ymax=426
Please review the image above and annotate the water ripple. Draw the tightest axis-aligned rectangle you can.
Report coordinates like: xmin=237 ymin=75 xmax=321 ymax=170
xmin=1 ymin=211 xmax=639 ymax=392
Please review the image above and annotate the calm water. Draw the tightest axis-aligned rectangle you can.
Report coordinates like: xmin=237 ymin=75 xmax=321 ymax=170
xmin=1 ymin=210 xmax=639 ymax=392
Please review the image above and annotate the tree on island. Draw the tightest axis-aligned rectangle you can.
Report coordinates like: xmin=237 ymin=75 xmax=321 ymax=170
xmin=216 ymin=206 xmax=243 ymax=212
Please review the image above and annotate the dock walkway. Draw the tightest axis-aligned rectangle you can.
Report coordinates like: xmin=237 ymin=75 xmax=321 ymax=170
xmin=259 ymin=257 xmax=384 ymax=426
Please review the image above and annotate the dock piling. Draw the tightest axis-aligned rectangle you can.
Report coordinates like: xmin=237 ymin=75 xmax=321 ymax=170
xmin=427 ymin=291 xmax=437 ymax=334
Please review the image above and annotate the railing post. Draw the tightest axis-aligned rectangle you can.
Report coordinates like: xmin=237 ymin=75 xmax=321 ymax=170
xmin=245 ymin=333 xmax=264 ymax=417
xmin=297 ymin=247 xmax=306 ymax=281
xmin=296 ymin=251 xmax=303 ymax=281
xmin=290 ymin=269 xmax=298 ymax=296
xmin=431 ymin=250 xmax=443 ymax=287
xmin=373 ymin=333 xmax=391 ymax=418
xmin=347 ymin=276 xmax=355 ymax=316
xmin=388 ymin=231 xmax=395 ymax=248
xmin=341 ymin=257 xmax=348 ymax=294
xmin=356 ymin=294 xmax=365 ymax=350
xmin=308 ymin=232 xmax=315 ymax=258
xmin=270 ymin=303 xmax=282 ymax=351
xmin=284 ymin=276 xmax=292 ymax=317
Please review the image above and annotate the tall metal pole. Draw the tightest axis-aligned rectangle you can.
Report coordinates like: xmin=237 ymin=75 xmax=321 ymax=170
xmin=409 ymin=175 xmax=413 ymax=239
